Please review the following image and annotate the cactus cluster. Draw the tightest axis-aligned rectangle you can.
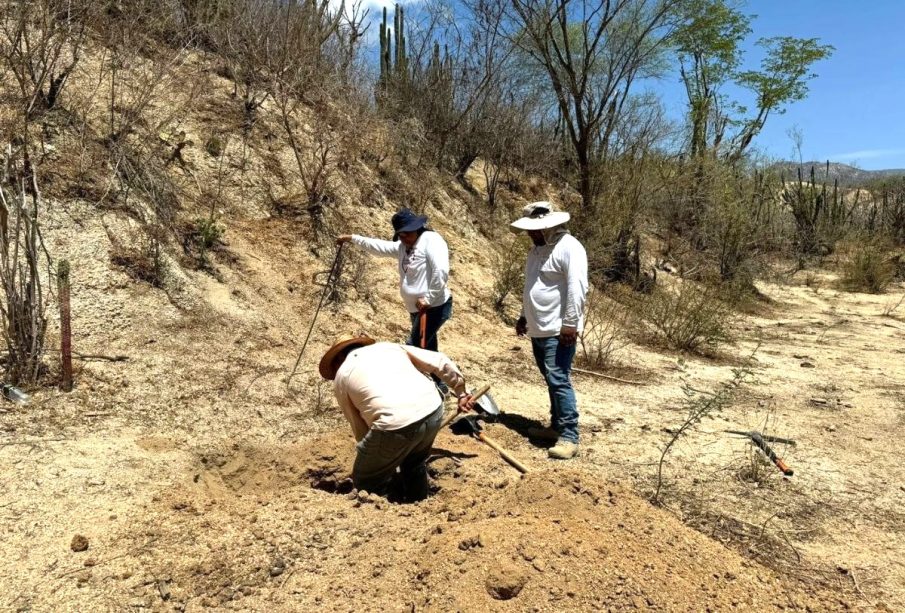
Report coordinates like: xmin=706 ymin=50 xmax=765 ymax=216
xmin=782 ymin=162 xmax=857 ymax=256
xmin=379 ymin=4 xmax=406 ymax=85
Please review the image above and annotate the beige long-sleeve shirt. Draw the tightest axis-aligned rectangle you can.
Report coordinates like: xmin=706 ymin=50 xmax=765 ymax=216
xmin=333 ymin=342 xmax=466 ymax=441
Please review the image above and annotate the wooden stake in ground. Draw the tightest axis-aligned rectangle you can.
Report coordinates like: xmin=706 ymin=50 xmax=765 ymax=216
xmin=58 ymin=260 xmax=72 ymax=392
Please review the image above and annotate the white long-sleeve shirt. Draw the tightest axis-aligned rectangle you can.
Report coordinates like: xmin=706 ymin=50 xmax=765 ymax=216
xmin=522 ymin=232 xmax=588 ymax=338
xmin=333 ymin=342 xmax=466 ymax=441
xmin=351 ymin=231 xmax=451 ymax=313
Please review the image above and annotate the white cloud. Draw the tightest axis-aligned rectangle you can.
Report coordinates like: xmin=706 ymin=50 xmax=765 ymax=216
xmin=329 ymin=0 xmax=423 ymax=13
xmin=830 ymin=148 xmax=905 ymax=161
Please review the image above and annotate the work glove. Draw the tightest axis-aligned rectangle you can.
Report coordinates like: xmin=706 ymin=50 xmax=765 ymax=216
xmin=515 ymin=316 xmax=527 ymax=337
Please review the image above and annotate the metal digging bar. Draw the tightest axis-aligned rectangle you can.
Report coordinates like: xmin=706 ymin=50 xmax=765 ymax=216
xmin=286 ymin=242 xmax=345 ymax=387
xmin=726 ymin=430 xmax=795 ymax=477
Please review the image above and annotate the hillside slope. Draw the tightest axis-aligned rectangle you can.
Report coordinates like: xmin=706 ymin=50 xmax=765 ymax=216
xmin=2 ymin=49 xmax=902 ymax=612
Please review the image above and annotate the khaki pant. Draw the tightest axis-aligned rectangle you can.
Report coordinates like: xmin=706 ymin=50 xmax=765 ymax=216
xmin=353 ymin=405 xmax=443 ymax=502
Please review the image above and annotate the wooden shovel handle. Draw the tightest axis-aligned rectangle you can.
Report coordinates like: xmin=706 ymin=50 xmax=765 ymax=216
xmin=478 ymin=432 xmax=529 ymax=474
xmin=440 ymin=383 xmax=491 ymax=430
xmin=419 ymin=311 xmax=427 ymax=349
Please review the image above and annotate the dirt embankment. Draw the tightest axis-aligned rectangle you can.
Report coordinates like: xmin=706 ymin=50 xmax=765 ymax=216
xmin=2 ymin=427 xmax=852 ymax=612
xmin=1 ymin=47 xmax=902 ymax=612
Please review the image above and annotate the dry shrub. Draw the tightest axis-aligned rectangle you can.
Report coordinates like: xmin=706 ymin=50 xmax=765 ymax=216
xmin=0 ymin=168 xmax=49 ymax=385
xmin=490 ymin=236 xmax=529 ymax=322
xmin=637 ymin=281 xmax=733 ymax=353
xmin=577 ymin=287 xmax=630 ymax=370
xmin=109 ymin=225 xmax=168 ymax=287
xmin=324 ymin=246 xmax=371 ymax=307
xmin=840 ymin=240 xmax=894 ymax=294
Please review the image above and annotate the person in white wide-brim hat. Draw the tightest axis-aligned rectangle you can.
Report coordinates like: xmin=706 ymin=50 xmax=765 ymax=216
xmin=510 ymin=202 xmax=588 ymax=460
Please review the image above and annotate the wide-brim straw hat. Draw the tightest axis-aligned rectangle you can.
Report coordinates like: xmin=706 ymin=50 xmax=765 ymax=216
xmin=319 ymin=334 xmax=375 ymax=380
xmin=510 ymin=201 xmax=570 ymax=232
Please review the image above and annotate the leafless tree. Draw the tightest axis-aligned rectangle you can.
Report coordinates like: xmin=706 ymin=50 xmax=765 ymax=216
xmin=509 ymin=0 xmax=680 ymax=211
xmin=0 ymin=0 xmax=92 ymax=120
xmin=0 ymin=148 xmax=49 ymax=384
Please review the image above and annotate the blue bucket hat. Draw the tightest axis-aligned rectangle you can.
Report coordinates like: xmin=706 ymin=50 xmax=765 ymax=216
xmin=391 ymin=208 xmax=428 ymax=241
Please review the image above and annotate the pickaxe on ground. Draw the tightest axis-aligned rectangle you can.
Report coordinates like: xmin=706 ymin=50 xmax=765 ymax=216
xmin=726 ymin=430 xmax=795 ymax=477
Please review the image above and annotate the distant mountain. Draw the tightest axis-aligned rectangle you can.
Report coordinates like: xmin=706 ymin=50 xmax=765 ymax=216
xmin=770 ymin=161 xmax=905 ymax=185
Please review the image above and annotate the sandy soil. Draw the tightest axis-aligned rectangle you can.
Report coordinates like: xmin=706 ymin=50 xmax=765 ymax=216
xmin=1 ymin=72 xmax=903 ymax=609
xmin=2 ymin=181 xmax=903 ymax=612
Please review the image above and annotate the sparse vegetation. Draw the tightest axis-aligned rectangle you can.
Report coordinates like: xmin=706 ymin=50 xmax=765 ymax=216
xmin=577 ymin=287 xmax=630 ymax=370
xmin=109 ymin=225 xmax=168 ymax=288
xmin=0 ymin=158 xmax=49 ymax=385
xmin=841 ymin=239 xmax=895 ymax=293
xmin=3 ymin=2 xmax=905 ymax=609
xmin=653 ymin=353 xmax=756 ymax=504
xmin=490 ymin=237 xmax=529 ymax=320
xmin=638 ymin=282 xmax=734 ymax=353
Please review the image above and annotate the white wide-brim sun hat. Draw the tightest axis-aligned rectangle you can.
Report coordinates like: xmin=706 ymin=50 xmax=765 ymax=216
xmin=509 ymin=201 xmax=570 ymax=232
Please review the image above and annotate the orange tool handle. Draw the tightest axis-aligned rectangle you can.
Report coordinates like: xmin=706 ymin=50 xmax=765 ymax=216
xmin=419 ymin=311 xmax=427 ymax=349
xmin=774 ymin=457 xmax=794 ymax=477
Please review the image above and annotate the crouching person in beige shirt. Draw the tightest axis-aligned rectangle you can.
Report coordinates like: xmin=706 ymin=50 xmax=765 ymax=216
xmin=319 ymin=334 xmax=477 ymax=502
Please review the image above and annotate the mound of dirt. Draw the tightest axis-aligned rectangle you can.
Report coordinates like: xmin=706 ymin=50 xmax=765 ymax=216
xmin=60 ymin=432 xmax=846 ymax=611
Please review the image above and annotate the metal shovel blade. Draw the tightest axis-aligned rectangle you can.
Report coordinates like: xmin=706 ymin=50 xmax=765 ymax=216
xmin=474 ymin=390 xmax=500 ymax=416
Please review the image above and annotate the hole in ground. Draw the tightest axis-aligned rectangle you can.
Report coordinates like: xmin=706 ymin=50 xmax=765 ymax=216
xmin=306 ymin=467 xmax=354 ymax=494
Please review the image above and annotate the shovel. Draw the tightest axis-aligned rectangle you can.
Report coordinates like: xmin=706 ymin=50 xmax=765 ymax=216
xmin=439 ymin=383 xmax=496 ymax=430
xmin=451 ymin=413 xmax=529 ymax=474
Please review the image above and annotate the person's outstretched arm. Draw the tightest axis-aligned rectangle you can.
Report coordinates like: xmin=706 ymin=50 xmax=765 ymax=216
xmin=336 ymin=234 xmax=399 ymax=257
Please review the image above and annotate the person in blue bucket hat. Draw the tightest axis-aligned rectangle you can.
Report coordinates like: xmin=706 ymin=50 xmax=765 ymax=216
xmin=337 ymin=209 xmax=453 ymax=391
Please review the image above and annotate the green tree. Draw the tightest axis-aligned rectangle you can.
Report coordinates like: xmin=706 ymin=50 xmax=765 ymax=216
xmin=510 ymin=0 xmax=680 ymax=212
xmin=729 ymin=36 xmax=834 ymax=163
xmin=673 ymin=0 xmax=750 ymax=159
xmin=674 ymin=0 xmax=833 ymax=163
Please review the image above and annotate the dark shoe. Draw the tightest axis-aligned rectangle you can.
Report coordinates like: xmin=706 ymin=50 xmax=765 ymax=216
xmin=548 ymin=439 xmax=578 ymax=460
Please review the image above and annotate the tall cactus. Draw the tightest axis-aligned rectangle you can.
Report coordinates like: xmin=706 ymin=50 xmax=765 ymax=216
xmin=378 ymin=4 xmax=407 ymax=90
xmin=379 ymin=7 xmax=390 ymax=83
xmin=58 ymin=260 xmax=73 ymax=392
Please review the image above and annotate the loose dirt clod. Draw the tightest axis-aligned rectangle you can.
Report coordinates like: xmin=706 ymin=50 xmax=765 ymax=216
xmin=485 ymin=562 xmax=529 ymax=600
xmin=70 ymin=535 xmax=89 ymax=552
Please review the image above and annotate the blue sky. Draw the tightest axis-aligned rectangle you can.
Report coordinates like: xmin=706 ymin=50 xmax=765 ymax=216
xmin=354 ymin=1 xmax=904 ymax=170
xmin=720 ymin=1 xmax=905 ymax=169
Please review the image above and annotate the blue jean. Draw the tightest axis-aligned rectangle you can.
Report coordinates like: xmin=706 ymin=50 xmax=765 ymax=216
xmin=408 ymin=297 xmax=453 ymax=352
xmin=353 ymin=405 xmax=443 ymax=501
xmin=531 ymin=336 xmax=579 ymax=443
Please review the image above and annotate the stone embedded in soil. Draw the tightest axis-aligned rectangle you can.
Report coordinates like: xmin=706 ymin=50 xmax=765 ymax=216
xmin=800 ymin=361 xmax=816 ymax=368
xmin=458 ymin=535 xmax=483 ymax=551
xmin=485 ymin=564 xmax=529 ymax=601
xmin=269 ymin=558 xmax=286 ymax=577
xmin=70 ymin=534 xmax=89 ymax=552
